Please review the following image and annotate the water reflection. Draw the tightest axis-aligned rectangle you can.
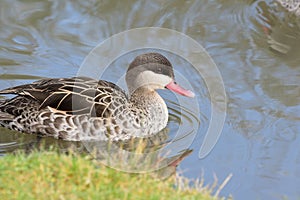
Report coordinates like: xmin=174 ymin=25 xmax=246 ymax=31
xmin=0 ymin=0 xmax=299 ymax=199
xmin=256 ymin=0 xmax=300 ymax=62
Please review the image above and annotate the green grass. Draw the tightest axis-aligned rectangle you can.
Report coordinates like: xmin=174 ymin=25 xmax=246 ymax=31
xmin=0 ymin=149 xmax=228 ymax=200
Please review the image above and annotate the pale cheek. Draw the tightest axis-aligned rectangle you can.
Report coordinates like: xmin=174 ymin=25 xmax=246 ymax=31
xmin=136 ymin=71 xmax=172 ymax=88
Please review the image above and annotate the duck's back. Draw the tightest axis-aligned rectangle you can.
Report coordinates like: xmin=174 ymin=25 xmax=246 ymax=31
xmin=0 ymin=77 xmax=128 ymax=140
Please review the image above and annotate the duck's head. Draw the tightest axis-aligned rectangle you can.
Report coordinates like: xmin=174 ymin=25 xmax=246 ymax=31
xmin=125 ymin=53 xmax=194 ymax=97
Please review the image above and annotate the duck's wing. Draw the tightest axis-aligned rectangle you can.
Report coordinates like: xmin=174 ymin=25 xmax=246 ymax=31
xmin=0 ymin=77 xmax=127 ymax=117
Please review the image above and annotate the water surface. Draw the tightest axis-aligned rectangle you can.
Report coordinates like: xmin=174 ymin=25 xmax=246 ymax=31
xmin=0 ymin=0 xmax=299 ymax=199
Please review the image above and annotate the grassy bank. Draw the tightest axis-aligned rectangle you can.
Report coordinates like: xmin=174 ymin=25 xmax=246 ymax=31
xmin=0 ymin=150 xmax=226 ymax=200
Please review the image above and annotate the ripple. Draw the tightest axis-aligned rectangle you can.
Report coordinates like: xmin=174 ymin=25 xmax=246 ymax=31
xmin=0 ymin=74 xmax=45 ymax=80
xmin=273 ymin=119 xmax=298 ymax=142
xmin=167 ymin=100 xmax=201 ymax=144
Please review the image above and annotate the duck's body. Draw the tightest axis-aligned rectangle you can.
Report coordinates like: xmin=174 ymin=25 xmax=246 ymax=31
xmin=0 ymin=53 xmax=194 ymax=141
xmin=0 ymin=77 xmax=168 ymax=141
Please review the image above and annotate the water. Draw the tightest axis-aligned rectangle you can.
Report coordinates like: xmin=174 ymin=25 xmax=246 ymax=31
xmin=0 ymin=0 xmax=299 ymax=199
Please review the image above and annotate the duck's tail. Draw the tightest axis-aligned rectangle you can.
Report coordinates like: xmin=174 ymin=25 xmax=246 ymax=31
xmin=0 ymin=112 xmax=14 ymax=121
xmin=0 ymin=99 xmax=14 ymax=126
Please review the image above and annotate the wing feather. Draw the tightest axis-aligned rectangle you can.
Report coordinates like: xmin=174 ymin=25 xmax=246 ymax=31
xmin=0 ymin=77 xmax=127 ymax=116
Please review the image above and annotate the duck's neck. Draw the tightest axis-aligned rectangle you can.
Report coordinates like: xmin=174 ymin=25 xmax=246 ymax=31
xmin=129 ymin=87 xmax=169 ymax=134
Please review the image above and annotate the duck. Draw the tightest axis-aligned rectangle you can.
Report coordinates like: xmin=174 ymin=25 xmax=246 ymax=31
xmin=0 ymin=53 xmax=194 ymax=141
xmin=276 ymin=0 xmax=300 ymax=16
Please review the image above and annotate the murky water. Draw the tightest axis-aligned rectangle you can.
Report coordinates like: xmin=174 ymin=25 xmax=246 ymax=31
xmin=0 ymin=0 xmax=299 ymax=199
